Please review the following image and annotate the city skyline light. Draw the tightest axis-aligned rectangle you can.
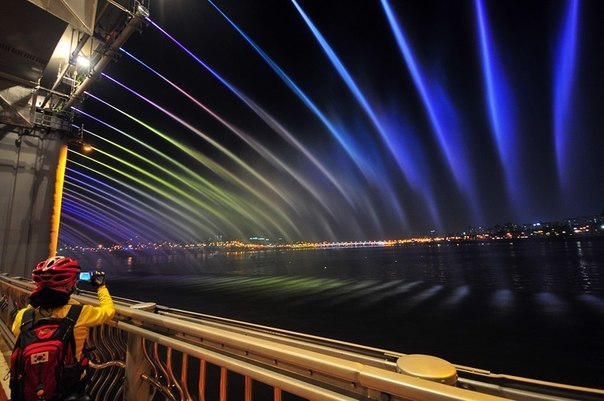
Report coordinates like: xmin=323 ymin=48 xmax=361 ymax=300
xmin=61 ymin=0 xmax=604 ymax=245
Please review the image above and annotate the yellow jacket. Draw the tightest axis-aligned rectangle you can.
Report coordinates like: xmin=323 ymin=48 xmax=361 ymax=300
xmin=11 ymin=286 xmax=115 ymax=359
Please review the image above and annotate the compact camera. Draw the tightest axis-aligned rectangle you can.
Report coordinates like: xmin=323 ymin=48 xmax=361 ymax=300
xmin=79 ymin=271 xmax=92 ymax=281
xmin=77 ymin=270 xmax=106 ymax=289
xmin=79 ymin=271 xmax=103 ymax=282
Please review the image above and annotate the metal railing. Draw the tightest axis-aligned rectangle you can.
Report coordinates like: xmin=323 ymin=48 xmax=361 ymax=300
xmin=1 ymin=273 xmax=602 ymax=401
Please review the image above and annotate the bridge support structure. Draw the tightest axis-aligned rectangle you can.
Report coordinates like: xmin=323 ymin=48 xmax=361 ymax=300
xmin=0 ymin=0 xmax=149 ymax=275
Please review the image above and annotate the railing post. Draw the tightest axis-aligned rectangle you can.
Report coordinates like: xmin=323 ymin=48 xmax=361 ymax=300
xmin=123 ymin=303 xmax=156 ymax=401
xmin=123 ymin=332 xmax=153 ymax=400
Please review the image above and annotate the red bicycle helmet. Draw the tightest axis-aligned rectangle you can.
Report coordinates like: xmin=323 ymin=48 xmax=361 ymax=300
xmin=31 ymin=256 xmax=80 ymax=294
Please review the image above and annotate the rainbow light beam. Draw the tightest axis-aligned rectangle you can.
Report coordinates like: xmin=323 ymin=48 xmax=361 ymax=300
xmin=67 ymin=157 xmax=219 ymax=240
xmin=75 ymin=112 xmax=262 ymax=224
xmin=118 ymin=47 xmax=340 ymax=220
xmin=145 ymin=15 xmax=372 ymax=208
xmin=82 ymin=90 xmax=300 ymax=238
xmin=65 ymin=167 xmax=201 ymax=241
xmin=95 ymin=75 xmax=301 ymax=230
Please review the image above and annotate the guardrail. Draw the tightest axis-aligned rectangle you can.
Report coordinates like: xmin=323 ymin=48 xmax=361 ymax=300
xmin=1 ymin=273 xmax=602 ymax=401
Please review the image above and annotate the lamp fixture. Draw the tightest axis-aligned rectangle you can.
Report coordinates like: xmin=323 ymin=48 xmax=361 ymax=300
xmin=70 ymin=124 xmax=93 ymax=153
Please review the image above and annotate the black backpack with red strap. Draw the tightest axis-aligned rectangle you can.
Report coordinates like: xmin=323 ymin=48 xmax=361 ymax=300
xmin=10 ymin=305 xmax=83 ymax=401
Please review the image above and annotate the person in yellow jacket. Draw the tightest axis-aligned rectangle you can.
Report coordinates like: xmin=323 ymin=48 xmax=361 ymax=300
xmin=11 ymin=256 xmax=115 ymax=400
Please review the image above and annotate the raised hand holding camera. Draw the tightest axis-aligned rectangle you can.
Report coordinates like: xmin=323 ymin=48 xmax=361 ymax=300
xmin=79 ymin=271 xmax=106 ymax=288
xmin=91 ymin=271 xmax=106 ymax=288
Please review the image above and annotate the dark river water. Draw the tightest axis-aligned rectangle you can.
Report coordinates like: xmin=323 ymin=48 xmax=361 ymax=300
xmin=78 ymin=239 xmax=604 ymax=390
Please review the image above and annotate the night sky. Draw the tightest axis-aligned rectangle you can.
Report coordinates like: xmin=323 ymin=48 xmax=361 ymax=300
xmin=62 ymin=0 xmax=604 ymax=245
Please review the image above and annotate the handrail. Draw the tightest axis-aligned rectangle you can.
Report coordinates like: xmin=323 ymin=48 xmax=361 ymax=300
xmin=0 ymin=274 xmax=602 ymax=401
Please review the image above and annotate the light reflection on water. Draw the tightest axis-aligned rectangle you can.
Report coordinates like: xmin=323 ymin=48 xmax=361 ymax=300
xmin=74 ymin=239 xmax=604 ymax=388
xmin=90 ymin=240 xmax=603 ymax=294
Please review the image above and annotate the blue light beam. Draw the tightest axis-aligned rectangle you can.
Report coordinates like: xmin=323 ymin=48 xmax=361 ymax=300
xmin=381 ymin=0 xmax=481 ymax=222
xmin=474 ymin=0 xmax=521 ymax=208
xmin=554 ymin=0 xmax=579 ymax=192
